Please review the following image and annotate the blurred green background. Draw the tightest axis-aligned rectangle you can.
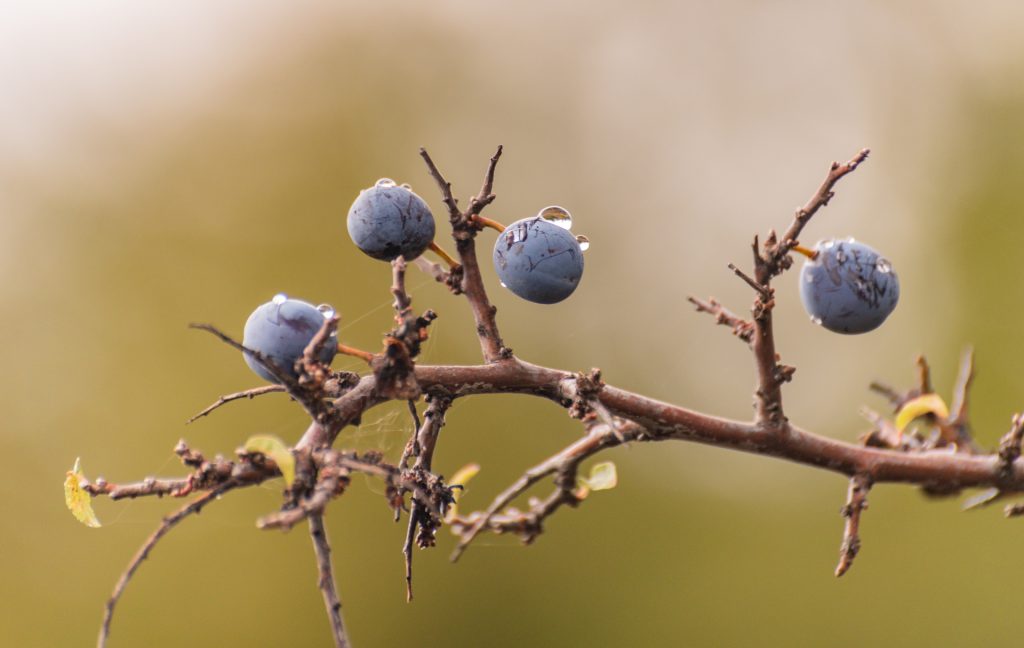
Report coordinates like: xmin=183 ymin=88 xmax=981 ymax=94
xmin=6 ymin=1 xmax=1024 ymax=646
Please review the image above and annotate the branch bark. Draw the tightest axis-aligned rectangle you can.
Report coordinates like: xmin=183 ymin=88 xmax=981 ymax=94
xmin=309 ymin=514 xmax=350 ymax=648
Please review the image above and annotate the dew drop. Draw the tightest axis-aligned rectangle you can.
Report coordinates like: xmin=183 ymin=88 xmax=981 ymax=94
xmin=846 ymin=236 xmax=856 ymax=243
xmin=317 ymin=303 xmax=337 ymax=319
xmin=576 ymin=234 xmax=590 ymax=251
xmin=876 ymin=259 xmax=892 ymax=274
xmin=375 ymin=178 xmax=397 ymax=188
xmin=537 ymin=205 xmax=573 ymax=230
xmin=810 ymin=316 xmax=823 ymax=326
xmin=400 ymin=183 xmax=412 ymax=190
xmin=272 ymin=293 xmax=288 ymax=305
xmin=822 ymin=240 xmax=836 ymax=249
xmin=500 ymin=281 xmax=508 ymax=289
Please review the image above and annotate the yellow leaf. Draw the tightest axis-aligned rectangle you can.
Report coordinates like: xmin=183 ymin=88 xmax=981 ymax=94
xmin=244 ymin=435 xmax=296 ymax=487
xmin=448 ymin=463 xmax=480 ymax=504
xmin=64 ymin=457 xmax=101 ymax=528
xmin=579 ymin=462 xmax=618 ymax=492
xmin=444 ymin=463 xmax=480 ymax=523
xmin=895 ymin=394 xmax=950 ymax=433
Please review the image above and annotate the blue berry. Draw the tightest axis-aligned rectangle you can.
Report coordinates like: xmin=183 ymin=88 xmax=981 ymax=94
xmin=799 ymin=239 xmax=899 ymax=334
xmin=493 ymin=216 xmax=585 ymax=304
xmin=347 ymin=179 xmax=436 ymax=261
xmin=242 ymin=295 xmax=337 ymax=383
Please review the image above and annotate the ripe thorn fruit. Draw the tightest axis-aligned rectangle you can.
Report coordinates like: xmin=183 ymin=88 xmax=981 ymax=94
xmin=347 ymin=179 xmax=436 ymax=261
xmin=242 ymin=296 xmax=338 ymax=383
xmin=799 ymin=238 xmax=899 ymax=334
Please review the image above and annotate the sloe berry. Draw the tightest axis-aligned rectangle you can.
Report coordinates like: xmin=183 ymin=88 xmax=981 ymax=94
xmin=799 ymin=238 xmax=899 ymax=334
xmin=242 ymin=295 xmax=337 ymax=383
xmin=347 ymin=179 xmax=435 ymax=261
xmin=493 ymin=217 xmax=584 ymax=304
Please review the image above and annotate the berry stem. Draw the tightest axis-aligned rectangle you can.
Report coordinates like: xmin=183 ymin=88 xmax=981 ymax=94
xmin=472 ymin=215 xmax=506 ymax=233
xmin=791 ymin=244 xmax=819 ymax=260
xmin=336 ymin=343 xmax=375 ymax=364
xmin=427 ymin=241 xmax=460 ymax=270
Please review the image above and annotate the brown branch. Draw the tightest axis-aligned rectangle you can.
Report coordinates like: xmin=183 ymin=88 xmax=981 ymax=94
xmin=835 ymin=474 xmax=872 ymax=577
xmin=420 ymin=147 xmax=510 ymax=364
xmin=301 ymin=314 xmax=341 ymax=386
xmin=86 ymin=441 xmax=274 ymax=501
xmin=466 ymin=144 xmax=502 ymax=219
xmin=308 ymin=513 xmax=350 ymax=648
xmin=191 ymin=323 xmax=343 ymax=427
xmin=258 ymin=451 xmax=349 ymax=530
xmin=775 ymin=148 xmax=871 ymax=263
xmin=98 ymin=486 xmax=230 ymax=648
xmin=419 ymin=147 xmax=461 ymax=223
xmin=737 ymin=150 xmax=870 ymax=428
xmin=186 ymin=384 xmax=285 ymax=424
xmin=687 ymin=296 xmax=755 ymax=345
xmin=727 ymin=262 xmax=771 ymax=300
xmin=450 ymin=420 xmax=642 ymax=561
xmin=402 ymin=397 xmax=451 ymax=601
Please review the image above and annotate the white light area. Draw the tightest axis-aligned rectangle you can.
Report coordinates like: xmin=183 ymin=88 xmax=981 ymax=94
xmin=0 ymin=1 xmax=331 ymax=168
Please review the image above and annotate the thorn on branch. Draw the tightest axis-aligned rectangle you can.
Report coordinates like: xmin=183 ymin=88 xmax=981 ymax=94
xmin=835 ymin=474 xmax=872 ymax=578
xmin=687 ymin=296 xmax=755 ymax=345
xmin=190 ymin=322 xmax=338 ymax=425
xmin=727 ymin=263 xmax=772 ymax=301
xmin=915 ymin=355 xmax=933 ymax=395
xmin=186 ymin=384 xmax=285 ymax=424
xmin=419 ymin=147 xmax=461 ymax=224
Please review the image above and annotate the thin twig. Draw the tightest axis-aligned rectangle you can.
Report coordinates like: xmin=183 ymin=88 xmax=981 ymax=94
xmin=186 ymin=385 xmax=285 ymax=424
xmin=420 ymin=147 xmax=510 ymax=363
xmin=402 ymin=398 xmax=450 ymax=600
xmin=915 ymin=355 xmax=933 ymax=395
xmin=98 ymin=486 xmax=230 ymax=648
xmin=687 ymin=296 xmax=755 ymax=345
xmin=835 ymin=474 xmax=872 ymax=577
xmin=776 ymin=148 xmax=871 ymax=262
xmin=419 ymin=148 xmax=460 ymax=222
xmin=309 ymin=513 xmax=350 ymax=648
xmin=450 ymin=421 xmax=641 ymax=561
xmin=727 ymin=263 xmax=771 ymax=299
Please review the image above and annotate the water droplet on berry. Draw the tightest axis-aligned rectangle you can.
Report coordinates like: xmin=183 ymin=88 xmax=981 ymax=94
xmin=538 ymin=205 xmax=573 ymax=230
xmin=846 ymin=237 xmax=856 ymax=243
xmin=400 ymin=183 xmax=412 ymax=190
xmin=877 ymin=259 xmax=892 ymax=274
xmin=510 ymin=222 xmax=529 ymax=243
xmin=500 ymin=281 xmax=508 ymax=289
xmin=810 ymin=316 xmax=823 ymax=326
xmin=822 ymin=240 xmax=835 ymax=249
xmin=317 ymin=303 xmax=337 ymax=319
xmin=576 ymin=235 xmax=590 ymax=251
xmin=272 ymin=293 xmax=288 ymax=305
xmin=375 ymin=178 xmax=397 ymax=188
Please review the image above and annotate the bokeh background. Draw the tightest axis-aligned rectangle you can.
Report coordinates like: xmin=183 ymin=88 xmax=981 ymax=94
xmin=6 ymin=1 xmax=1024 ymax=646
